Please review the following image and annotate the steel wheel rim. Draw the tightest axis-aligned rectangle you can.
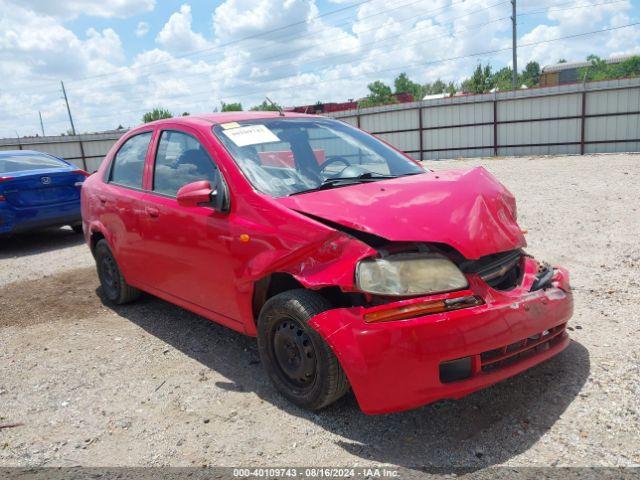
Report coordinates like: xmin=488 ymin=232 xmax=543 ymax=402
xmin=271 ymin=317 xmax=317 ymax=390
xmin=99 ymin=255 xmax=118 ymax=296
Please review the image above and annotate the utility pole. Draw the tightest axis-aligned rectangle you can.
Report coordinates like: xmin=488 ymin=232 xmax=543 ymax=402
xmin=38 ymin=111 xmax=45 ymax=137
xmin=60 ymin=81 xmax=77 ymax=136
xmin=511 ymin=0 xmax=518 ymax=89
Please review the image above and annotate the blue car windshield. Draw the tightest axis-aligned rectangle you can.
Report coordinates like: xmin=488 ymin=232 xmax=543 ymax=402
xmin=212 ymin=118 xmax=424 ymax=197
xmin=0 ymin=154 xmax=68 ymax=174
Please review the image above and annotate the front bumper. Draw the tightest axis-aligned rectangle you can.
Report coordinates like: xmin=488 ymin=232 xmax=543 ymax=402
xmin=309 ymin=258 xmax=573 ymax=414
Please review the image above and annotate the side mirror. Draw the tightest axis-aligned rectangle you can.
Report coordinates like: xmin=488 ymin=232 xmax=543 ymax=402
xmin=176 ymin=179 xmax=230 ymax=214
xmin=176 ymin=180 xmax=215 ymax=208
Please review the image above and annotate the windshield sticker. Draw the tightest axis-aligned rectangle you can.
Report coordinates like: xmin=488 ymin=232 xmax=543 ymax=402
xmin=220 ymin=122 xmax=241 ymax=130
xmin=222 ymin=124 xmax=280 ymax=147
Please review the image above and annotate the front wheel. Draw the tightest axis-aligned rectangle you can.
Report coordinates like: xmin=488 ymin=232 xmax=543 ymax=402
xmin=257 ymin=289 xmax=349 ymax=410
xmin=71 ymin=223 xmax=83 ymax=234
xmin=94 ymin=239 xmax=141 ymax=304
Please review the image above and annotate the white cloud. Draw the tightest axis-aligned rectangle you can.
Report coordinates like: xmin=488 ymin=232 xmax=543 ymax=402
xmin=156 ymin=4 xmax=211 ymax=53
xmin=4 ymin=0 xmax=156 ymax=19
xmin=1 ymin=0 xmax=639 ymax=137
xmin=135 ymin=21 xmax=150 ymax=38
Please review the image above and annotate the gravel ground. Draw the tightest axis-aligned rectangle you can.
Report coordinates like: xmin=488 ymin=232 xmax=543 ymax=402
xmin=0 ymin=153 xmax=638 ymax=471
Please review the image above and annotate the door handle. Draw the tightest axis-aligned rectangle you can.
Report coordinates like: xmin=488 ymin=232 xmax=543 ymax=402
xmin=146 ymin=207 xmax=160 ymax=218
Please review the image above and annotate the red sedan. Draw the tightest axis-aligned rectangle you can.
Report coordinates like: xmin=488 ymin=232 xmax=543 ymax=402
xmin=81 ymin=112 xmax=573 ymax=414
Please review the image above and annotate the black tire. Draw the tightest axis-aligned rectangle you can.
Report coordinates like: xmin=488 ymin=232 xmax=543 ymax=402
xmin=94 ymin=239 xmax=141 ymax=304
xmin=257 ymin=289 xmax=349 ymax=410
xmin=71 ymin=224 xmax=83 ymax=234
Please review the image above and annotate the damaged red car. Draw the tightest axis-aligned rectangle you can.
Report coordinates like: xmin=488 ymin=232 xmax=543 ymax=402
xmin=81 ymin=112 xmax=573 ymax=414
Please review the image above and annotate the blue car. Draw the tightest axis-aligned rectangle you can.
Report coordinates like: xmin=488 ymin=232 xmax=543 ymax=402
xmin=0 ymin=150 xmax=88 ymax=236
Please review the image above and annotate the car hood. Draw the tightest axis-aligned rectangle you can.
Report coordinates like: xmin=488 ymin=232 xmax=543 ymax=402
xmin=275 ymin=167 xmax=526 ymax=259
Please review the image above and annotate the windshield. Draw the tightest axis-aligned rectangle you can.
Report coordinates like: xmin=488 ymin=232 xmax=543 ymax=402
xmin=0 ymin=153 xmax=68 ymax=174
xmin=212 ymin=118 xmax=424 ymax=197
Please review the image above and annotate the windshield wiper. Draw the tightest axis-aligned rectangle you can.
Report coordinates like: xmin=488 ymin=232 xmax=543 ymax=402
xmin=289 ymin=173 xmax=401 ymax=196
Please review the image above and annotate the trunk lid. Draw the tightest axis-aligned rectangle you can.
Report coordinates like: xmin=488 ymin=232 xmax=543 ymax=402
xmin=1 ymin=169 xmax=84 ymax=207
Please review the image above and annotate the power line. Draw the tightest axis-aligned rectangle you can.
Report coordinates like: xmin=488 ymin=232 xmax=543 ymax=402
xmin=55 ymin=1 xmax=510 ymax=105
xmin=5 ymin=0 xmax=617 ymax=99
xmin=46 ymin=0 xmax=473 ymax=95
xmin=0 ymin=0 xmax=424 ymax=95
xmin=29 ymin=20 xmax=640 ymax=129
xmin=0 ymin=0 xmax=373 ymax=96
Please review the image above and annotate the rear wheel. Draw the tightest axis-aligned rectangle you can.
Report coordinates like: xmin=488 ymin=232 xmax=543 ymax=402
xmin=257 ymin=289 xmax=349 ymax=410
xmin=95 ymin=239 xmax=140 ymax=304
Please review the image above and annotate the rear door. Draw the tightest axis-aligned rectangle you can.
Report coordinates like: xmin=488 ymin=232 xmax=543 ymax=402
xmin=98 ymin=130 xmax=155 ymax=286
xmin=137 ymin=127 xmax=241 ymax=326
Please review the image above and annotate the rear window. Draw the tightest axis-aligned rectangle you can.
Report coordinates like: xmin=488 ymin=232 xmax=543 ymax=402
xmin=0 ymin=153 xmax=68 ymax=174
xmin=109 ymin=132 xmax=152 ymax=188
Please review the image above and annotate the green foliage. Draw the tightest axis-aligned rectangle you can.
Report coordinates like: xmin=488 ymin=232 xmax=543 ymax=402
xmin=491 ymin=66 xmax=514 ymax=91
xmin=181 ymin=112 xmax=190 ymax=116
xmin=459 ymin=60 xmax=540 ymax=93
xmin=558 ymin=58 xmax=567 ymax=63
xmin=359 ymin=80 xmax=395 ymax=107
xmin=250 ymin=100 xmax=282 ymax=111
xmin=221 ymin=102 xmax=243 ymax=112
xmin=520 ymin=61 xmax=540 ymax=87
xmin=142 ymin=107 xmax=173 ymax=123
xmin=579 ymin=55 xmax=640 ymax=82
xmin=461 ymin=64 xmax=494 ymax=94
xmin=393 ymin=72 xmax=423 ymax=100
xmin=421 ymin=79 xmax=458 ymax=97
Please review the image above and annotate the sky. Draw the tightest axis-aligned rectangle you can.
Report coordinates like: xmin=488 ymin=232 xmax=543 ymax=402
xmin=0 ymin=0 xmax=638 ymax=138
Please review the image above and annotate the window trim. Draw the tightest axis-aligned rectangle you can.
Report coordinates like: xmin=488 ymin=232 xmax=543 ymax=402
xmin=149 ymin=129 xmax=221 ymax=199
xmin=105 ymin=130 xmax=154 ymax=191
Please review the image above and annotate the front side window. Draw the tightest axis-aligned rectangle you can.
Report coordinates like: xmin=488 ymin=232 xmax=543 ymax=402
xmin=0 ymin=153 xmax=68 ymax=174
xmin=109 ymin=132 xmax=152 ymax=188
xmin=212 ymin=118 xmax=424 ymax=197
xmin=153 ymin=131 xmax=219 ymax=197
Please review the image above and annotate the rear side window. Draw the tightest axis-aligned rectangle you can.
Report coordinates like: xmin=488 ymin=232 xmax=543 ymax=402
xmin=109 ymin=132 xmax=152 ymax=188
xmin=0 ymin=153 xmax=67 ymax=174
xmin=153 ymin=130 xmax=219 ymax=197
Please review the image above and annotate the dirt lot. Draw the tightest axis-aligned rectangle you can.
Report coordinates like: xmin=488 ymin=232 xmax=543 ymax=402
xmin=1 ymin=153 xmax=639 ymax=471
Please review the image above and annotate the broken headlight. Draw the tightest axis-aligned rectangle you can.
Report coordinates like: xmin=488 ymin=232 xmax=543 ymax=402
xmin=356 ymin=253 xmax=468 ymax=296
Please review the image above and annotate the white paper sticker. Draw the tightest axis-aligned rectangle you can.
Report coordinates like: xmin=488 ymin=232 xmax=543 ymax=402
xmin=222 ymin=124 xmax=280 ymax=147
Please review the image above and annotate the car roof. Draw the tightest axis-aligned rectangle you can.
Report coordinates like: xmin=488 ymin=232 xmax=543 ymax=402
xmin=0 ymin=149 xmax=53 ymax=156
xmin=143 ymin=111 xmax=324 ymax=128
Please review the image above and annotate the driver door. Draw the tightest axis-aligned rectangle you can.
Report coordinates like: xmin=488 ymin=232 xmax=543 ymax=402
xmin=138 ymin=127 xmax=242 ymax=327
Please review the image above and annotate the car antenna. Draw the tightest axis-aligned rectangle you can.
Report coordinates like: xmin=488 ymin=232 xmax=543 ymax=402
xmin=265 ymin=96 xmax=285 ymax=117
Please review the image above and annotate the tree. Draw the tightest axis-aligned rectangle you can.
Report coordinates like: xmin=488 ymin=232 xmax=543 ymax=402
xmin=221 ymin=102 xmax=243 ymax=112
xmin=250 ymin=100 xmax=282 ymax=111
xmin=520 ymin=61 xmax=540 ymax=87
xmin=579 ymin=54 xmax=640 ymax=82
xmin=142 ymin=108 xmax=172 ymax=123
xmin=393 ymin=72 xmax=423 ymax=100
xmin=558 ymin=58 xmax=567 ymax=63
xmin=422 ymin=79 xmax=444 ymax=95
xmin=461 ymin=64 xmax=494 ymax=94
xmin=358 ymin=80 xmax=395 ymax=107
xmin=181 ymin=112 xmax=190 ymax=116
xmin=491 ymin=66 xmax=514 ymax=91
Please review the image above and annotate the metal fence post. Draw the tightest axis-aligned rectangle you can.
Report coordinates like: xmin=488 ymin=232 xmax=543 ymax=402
xmin=580 ymin=91 xmax=587 ymax=155
xmin=493 ymin=99 xmax=498 ymax=156
xmin=418 ymin=106 xmax=424 ymax=161
xmin=78 ymin=137 xmax=88 ymax=170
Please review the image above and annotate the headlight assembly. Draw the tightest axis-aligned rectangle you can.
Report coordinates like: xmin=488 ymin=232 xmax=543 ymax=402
xmin=356 ymin=252 xmax=468 ymax=296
